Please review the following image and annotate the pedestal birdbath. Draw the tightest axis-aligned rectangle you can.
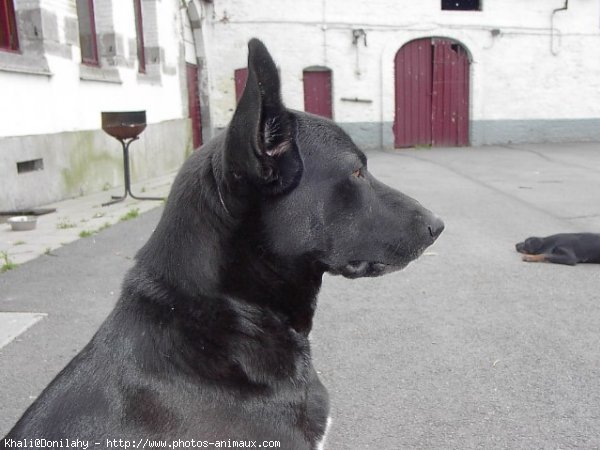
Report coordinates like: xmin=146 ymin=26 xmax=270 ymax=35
xmin=101 ymin=111 xmax=163 ymax=206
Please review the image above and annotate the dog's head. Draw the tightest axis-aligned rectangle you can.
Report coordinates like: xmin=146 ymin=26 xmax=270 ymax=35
xmin=516 ymin=237 xmax=543 ymax=254
xmin=224 ymin=39 xmax=443 ymax=279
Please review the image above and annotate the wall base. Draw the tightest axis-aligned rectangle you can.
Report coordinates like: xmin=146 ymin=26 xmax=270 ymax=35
xmin=338 ymin=119 xmax=600 ymax=149
xmin=0 ymin=119 xmax=192 ymax=211
xmin=471 ymin=119 xmax=600 ymax=146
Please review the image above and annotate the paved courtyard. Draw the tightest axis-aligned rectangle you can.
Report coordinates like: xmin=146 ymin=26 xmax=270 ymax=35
xmin=1 ymin=143 xmax=599 ymax=448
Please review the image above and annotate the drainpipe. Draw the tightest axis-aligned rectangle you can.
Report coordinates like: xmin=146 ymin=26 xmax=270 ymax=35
xmin=322 ymin=0 xmax=327 ymax=66
xmin=550 ymin=0 xmax=568 ymax=56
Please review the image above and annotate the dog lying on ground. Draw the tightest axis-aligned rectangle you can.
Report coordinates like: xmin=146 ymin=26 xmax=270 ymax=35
xmin=516 ymin=233 xmax=600 ymax=265
xmin=3 ymin=39 xmax=443 ymax=450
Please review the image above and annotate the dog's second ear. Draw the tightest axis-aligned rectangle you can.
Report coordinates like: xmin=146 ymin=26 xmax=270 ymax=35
xmin=224 ymin=39 xmax=302 ymax=196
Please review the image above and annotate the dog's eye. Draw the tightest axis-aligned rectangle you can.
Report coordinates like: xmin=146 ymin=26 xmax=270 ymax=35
xmin=352 ymin=168 xmax=364 ymax=178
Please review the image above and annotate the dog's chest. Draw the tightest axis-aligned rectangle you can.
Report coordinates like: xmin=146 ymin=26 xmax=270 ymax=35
xmin=154 ymin=371 xmax=330 ymax=449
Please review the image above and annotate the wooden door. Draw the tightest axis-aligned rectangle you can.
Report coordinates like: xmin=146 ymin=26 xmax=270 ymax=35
xmin=234 ymin=67 xmax=248 ymax=103
xmin=393 ymin=38 xmax=433 ymax=148
xmin=303 ymin=69 xmax=333 ymax=118
xmin=431 ymin=39 xmax=470 ymax=147
xmin=394 ymin=38 xmax=469 ymax=148
xmin=186 ymin=63 xmax=202 ymax=148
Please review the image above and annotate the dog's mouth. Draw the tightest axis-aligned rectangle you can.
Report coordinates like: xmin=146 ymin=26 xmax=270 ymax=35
xmin=331 ymin=261 xmax=409 ymax=279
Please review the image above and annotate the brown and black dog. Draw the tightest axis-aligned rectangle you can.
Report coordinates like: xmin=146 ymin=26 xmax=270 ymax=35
xmin=516 ymin=233 xmax=600 ymax=265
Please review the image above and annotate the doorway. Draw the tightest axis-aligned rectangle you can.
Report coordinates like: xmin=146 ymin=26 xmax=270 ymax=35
xmin=393 ymin=38 xmax=470 ymax=148
xmin=303 ymin=67 xmax=333 ymax=119
xmin=186 ymin=63 xmax=202 ymax=148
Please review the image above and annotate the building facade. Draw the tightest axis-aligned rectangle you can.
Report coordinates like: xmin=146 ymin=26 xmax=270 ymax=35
xmin=2 ymin=0 xmax=600 ymax=210
xmin=196 ymin=0 xmax=600 ymax=149
xmin=0 ymin=0 xmax=200 ymax=210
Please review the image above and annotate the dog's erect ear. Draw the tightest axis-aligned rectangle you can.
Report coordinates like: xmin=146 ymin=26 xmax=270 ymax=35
xmin=224 ymin=39 xmax=302 ymax=195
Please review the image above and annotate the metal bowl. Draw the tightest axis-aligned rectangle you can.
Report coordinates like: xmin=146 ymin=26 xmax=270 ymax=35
xmin=8 ymin=216 xmax=37 ymax=231
xmin=101 ymin=111 xmax=147 ymax=140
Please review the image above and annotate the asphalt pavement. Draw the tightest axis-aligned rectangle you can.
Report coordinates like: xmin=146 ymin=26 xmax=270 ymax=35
xmin=1 ymin=143 xmax=599 ymax=449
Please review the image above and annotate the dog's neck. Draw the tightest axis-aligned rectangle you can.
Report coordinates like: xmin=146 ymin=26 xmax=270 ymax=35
xmin=220 ymin=243 xmax=323 ymax=333
xmin=117 ymin=270 xmax=313 ymax=388
xmin=135 ymin=147 xmax=323 ymax=335
xmin=216 ymin=157 xmax=324 ymax=333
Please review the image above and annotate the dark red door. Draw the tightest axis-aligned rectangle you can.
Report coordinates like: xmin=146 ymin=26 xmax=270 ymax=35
xmin=234 ymin=68 xmax=248 ymax=103
xmin=186 ymin=63 xmax=202 ymax=148
xmin=393 ymin=38 xmax=432 ymax=148
xmin=431 ymin=39 xmax=469 ymax=146
xmin=394 ymin=38 xmax=469 ymax=148
xmin=303 ymin=69 xmax=332 ymax=118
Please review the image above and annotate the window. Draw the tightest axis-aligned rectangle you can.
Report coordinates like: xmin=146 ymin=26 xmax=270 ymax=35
xmin=133 ymin=0 xmax=146 ymax=73
xmin=0 ymin=0 xmax=19 ymax=52
xmin=76 ymin=0 xmax=99 ymax=65
xmin=442 ymin=0 xmax=481 ymax=11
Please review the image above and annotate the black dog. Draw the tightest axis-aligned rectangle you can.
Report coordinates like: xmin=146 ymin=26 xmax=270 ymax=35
xmin=3 ymin=40 xmax=443 ymax=450
xmin=516 ymin=233 xmax=600 ymax=265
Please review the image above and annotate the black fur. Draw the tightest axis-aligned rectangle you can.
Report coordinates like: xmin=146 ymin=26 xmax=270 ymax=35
xmin=3 ymin=39 xmax=443 ymax=450
xmin=516 ymin=233 xmax=600 ymax=265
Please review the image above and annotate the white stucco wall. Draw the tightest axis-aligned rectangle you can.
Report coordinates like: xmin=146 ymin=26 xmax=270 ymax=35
xmin=0 ymin=0 xmax=193 ymax=209
xmin=198 ymin=0 xmax=600 ymax=146
xmin=3 ymin=0 xmax=600 ymax=210
xmin=0 ymin=0 xmax=186 ymax=138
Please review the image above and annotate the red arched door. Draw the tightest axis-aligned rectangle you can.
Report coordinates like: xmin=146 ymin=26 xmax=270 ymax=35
xmin=393 ymin=38 xmax=470 ymax=148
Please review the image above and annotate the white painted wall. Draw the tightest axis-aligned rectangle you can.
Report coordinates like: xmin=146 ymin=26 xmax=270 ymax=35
xmin=199 ymin=0 xmax=600 ymax=137
xmin=4 ymin=0 xmax=600 ymax=145
xmin=0 ymin=0 xmax=194 ymax=209
xmin=0 ymin=0 xmax=187 ymax=138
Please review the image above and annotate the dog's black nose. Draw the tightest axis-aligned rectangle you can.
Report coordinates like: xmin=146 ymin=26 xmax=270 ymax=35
xmin=428 ymin=217 xmax=445 ymax=239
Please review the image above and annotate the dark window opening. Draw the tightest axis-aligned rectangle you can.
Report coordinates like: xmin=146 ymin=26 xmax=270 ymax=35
xmin=17 ymin=159 xmax=44 ymax=174
xmin=0 ymin=0 xmax=19 ymax=52
xmin=76 ymin=0 xmax=99 ymax=65
xmin=133 ymin=0 xmax=146 ymax=73
xmin=442 ymin=0 xmax=481 ymax=11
